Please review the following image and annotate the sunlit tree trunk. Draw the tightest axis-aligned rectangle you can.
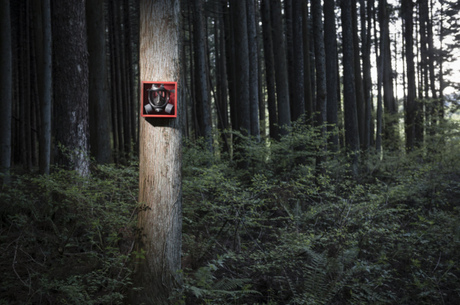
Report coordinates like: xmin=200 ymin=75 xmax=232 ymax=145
xmin=130 ymin=0 xmax=182 ymax=304
xmin=87 ymin=0 xmax=111 ymax=164
xmin=0 ymin=0 xmax=12 ymax=182
xmin=52 ymin=0 xmax=90 ymax=176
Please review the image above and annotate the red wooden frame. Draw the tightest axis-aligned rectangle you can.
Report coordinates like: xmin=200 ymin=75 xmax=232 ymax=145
xmin=140 ymin=81 xmax=177 ymax=118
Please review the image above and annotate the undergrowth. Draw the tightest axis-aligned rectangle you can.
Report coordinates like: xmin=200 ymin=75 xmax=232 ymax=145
xmin=0 ymin=162 xmax=139 ymax=304
xmin=1 ymin=120 xmax=460 ymax=304
xmin=180 ymin=120 xmax=460 ymax=304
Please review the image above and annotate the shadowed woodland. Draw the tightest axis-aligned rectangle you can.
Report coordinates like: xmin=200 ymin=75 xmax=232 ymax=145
xmin=1 ymin=0 xmax=460 ymax=304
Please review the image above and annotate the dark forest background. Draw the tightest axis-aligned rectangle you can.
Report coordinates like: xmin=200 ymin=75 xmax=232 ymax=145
xmin=1 ymin=0 xmax=460 ymax=304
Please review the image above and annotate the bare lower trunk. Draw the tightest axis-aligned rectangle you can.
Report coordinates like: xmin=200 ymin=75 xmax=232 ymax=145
xmin=0 ymin=0 xmax=12 ymax=182
xmin=130 ymin=1 xmax=182 ymax=304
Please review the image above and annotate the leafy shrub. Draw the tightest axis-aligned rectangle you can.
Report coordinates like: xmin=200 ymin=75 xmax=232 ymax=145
xmin=180 ymin=124 xmax=460 ymax=304
xmin=0 ymin=162 xmax=139 ymax=304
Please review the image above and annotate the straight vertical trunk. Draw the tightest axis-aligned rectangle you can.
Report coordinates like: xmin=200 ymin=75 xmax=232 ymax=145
xmin=0 ymin=0 xmax=12 ymax=181
xmin=361 ymin=0 xmax=373 ymax=151
xmin=261 ymin=0 xmax=278 ymax=140
xmin=270 ymin=0 xmax=291 ymax=135
xmin=87 ymin=0 xmax=111 ymax=164
xmin=131 ymin=0 xmax=182 ymax=303
xmin=291 ymin=0 xmax=305 ymax=122
xmin=193 ymin=0 xmax=212 ymax=150
xmin=324 ymin=0 xmax=339 ymax=151
xmin=247 ymin=0 xmax=260 ymax=139
xmin=233 ymin=0 xmax=251 ymax=135
xmin=302 ymin=2 xmax=314 ymax=123
xmin=352 ymin=0 xmax=365 ymax=150
xmin=341 ymin=0 xmax=360 ymax=168
xmin=52 ymin=0 xmax=90 ymax=176
xmin=403 ymin=0 xmax=416 ymax=150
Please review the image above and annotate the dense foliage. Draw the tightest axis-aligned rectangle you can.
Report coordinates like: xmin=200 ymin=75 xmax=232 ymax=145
xmin=0 ymin=163 xmax=139 ymax=304
xmin=2 ymin=120 xmax=460 ymax=304
xmin=180 ymin=121 xmax=460 ymax=304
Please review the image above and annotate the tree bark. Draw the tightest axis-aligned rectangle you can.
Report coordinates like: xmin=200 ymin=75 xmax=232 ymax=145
xmin=247 ymin=0 xmax=260 ymax=139
xmin=52 ymin=0 xmax=90 ymax=176
xmin=261 ymin=0 xmax=278 ymax=140
xmin=270 ymin=0 xmax=291 ymax=135
xmin=403 ymin=0 xmax=416 ymax=151
xmin=193 ymin=0 xmax=212 ymax=150
xmin=87 ymin=0 xmax=111 ymax=164
xmin=302 ymin=2 xmax=314 ymax=123
xmin=291 ymin=0 xmax=305 ymax=123
xmin=352 ymin=0 xmax=365 ymax=150
xmin=341 ymin=0 xmax=360 ymax=170
xmin=324 ymin=0 xmax=339 ymax=151
xmin=0 ymin=0 xmax=12 ymax=182
xmin=130 ymin=0 xmax=182 ymax=304
xmin=233 ymin=0 xmax=251 ymax=136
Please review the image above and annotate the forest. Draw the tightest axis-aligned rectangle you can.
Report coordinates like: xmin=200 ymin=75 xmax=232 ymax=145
xmin=1 ymin=0 xmax=460 ymax=304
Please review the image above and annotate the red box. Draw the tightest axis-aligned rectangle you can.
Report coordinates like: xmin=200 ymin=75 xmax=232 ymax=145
xmin=140 ymin=81 xmax=177 ymax=118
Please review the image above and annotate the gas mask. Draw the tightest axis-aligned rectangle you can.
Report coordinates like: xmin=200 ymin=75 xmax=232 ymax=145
xmin=144 ymin=84 xmax=174 ymax=114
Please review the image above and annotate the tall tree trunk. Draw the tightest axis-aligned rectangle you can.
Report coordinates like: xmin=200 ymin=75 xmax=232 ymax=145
xmin=312 ymin=0 xmax=328 ymax=176
xmin=379 ymin=0 xmax=398 ymax=148
xmin=193 ymin=0 xmax=212 ymax=150
xmin=247 ymin=0 xmax=260 ymax=139
xmin=261 ymin=0 xmax=278 ymax=140
xmin=0 ymin=0 xmax=12 ymax=182
xmin=130 ymin=0 xmax=182 ymax=303
xmin=35 ymin=0 xmax=52 ymax=175
xmin=52 ymin=0 xmax=90 ymax=176
xmin=324 ymin=0 xmax=339 ymax=151
xmin=223 ymin=2 xmax=238 ymax=133
xmin=285 ymin=0 xmax=295 ymax=120
xmin=291 ymin=0 xmax=305 ymax=123
xmin=403 ymin=0 xmax=416 ymax=151
xmin=352 ymin=0 xmax=365 ymax=150
xmin=374 ymin=0 xmax=382 ymax=152
xmin=270 ymin=0 xmax=291 ymax=135
xmin=361 ymin=0 xmax=373 ymax=151
xmin=341 ymin=0 xmax=360 ymax=171
xmin=233 ymin=0 xmax=251 ymax=136
xmin=87 ymin=0 xmax=111 ymax=164
xmin=302 ymin=2 xmax=314 ymax=123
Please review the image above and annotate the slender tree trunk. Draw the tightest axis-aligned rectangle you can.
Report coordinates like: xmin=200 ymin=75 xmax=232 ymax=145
xmin=233 ymin=0 xmax=251 ymax=136
xmin=261 ymin=0 xmax=278 ymax=140
xmin=247 ymin=0 xmax=260 ymax=139
xmin=193 ymin=0 xmax=212 ymax=150
xmin=361 ymin=0 xmax=373 ymax=151
xmin=324 ymin=0 xmax=339 ymax=151
xmin=87 ymin=0 xmax=111 ymax=164
xmin=302 ymin=2 xmax=314 ymax=123
xmin=0 ymin=0 xmax=12 ymax=182
xmin=130 ymin=1 xmax=182 ymax=303
xmin=291 ymin=0 xmax=305 ymax=123
xmin=312 ymin=0 xmax=327 ymax=178
xmin=403 ymin=0 xmax=416 ymax=151
xmin=352 ymin=0 xmax=365 ymax=150
xmin=379 ymin=0 xmax=398 ymax=148
xmin=270 ymin=0 xmax=291 ymax=135
xmin=374 ymin=0 xmax=382 ymax=152
xmin=52 ymin=0 xmax=90 ymax=176
xmin=341 ymin=0 xmax=360 ymax=171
